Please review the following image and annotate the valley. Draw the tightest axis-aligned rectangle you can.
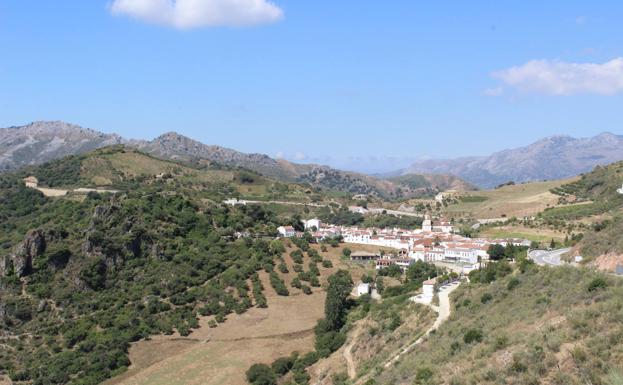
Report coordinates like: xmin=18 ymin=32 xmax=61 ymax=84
xmin=5 ymin=5 xmax=623 ymax=385
xmin=1 ymin=140 xmax=623 ymax=385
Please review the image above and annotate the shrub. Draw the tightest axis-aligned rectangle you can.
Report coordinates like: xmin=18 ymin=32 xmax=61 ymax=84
xmin=507 ymin=277 xmax=520 ymax=290
xmin=269 ymin=272 xmax=289 ymax=296
xmin=388 ymin=312 xmax=401 ymax=331
xmin=414 ymin=367 xmax=434 ymax=384
xmin=480 ymin=293 xmax=493 ymax=304
xmin=290 ymin=250 xmax=304 ymax=264
xmin=246 ymin=364 xmax=276 ymax=385
xmin=315 ymin=330 xmax=346 ymax=357
xmin=463 ymin=329 xmax=483 ymax=344
xmin=271 ymin=357 xmax=294 ymax=375
xmin=587 ymin=277 xmax=608 ymax=292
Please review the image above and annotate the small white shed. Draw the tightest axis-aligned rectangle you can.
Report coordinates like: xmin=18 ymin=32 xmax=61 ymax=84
xmin=356 ymin=283 xmax=371 ymax=297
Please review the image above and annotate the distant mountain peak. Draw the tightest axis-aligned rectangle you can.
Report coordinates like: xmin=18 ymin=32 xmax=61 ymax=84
xmin=402 ymin=132 xmax=623 ymax=188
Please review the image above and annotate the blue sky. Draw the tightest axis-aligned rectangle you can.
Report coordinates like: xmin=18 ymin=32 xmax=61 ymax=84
xmin=1 ymin=1 xmax=623 ymax=173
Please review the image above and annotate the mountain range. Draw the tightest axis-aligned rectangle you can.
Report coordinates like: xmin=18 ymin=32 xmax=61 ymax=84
xmin=0 ymin=121 xmax=473 ymax=199
xmin=3 ymin=121 xmax=622 ymax=192
xmin=396 ymin=132 xmax=623 ymax=188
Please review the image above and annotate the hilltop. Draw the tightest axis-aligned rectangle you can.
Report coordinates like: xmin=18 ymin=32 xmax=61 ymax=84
xmin=0 ymin=121 xmax=472 ymax=200
xmin=397 ymin=132 xmax=623 ymax=188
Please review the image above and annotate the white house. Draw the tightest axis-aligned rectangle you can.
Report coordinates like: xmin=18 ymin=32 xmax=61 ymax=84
xmin=411 ymin=277 xmax=437 ymax=305
xmin=348 ymin=206 xmax=369 ymax=214
xmin=356 ymin=283 xmax=371 ymax=297
xmin=618 ymin=184 xmax=623 ymax=195
xmin=442 ymin=246 xmax=479 ymax=264
xmin=23 ymin=176 xmax=38 ymax=188
xmin=303 ymin=218 xmax=322 ymax=231
xmin=223 ymin=198 xmax=246 ymax=206
xmin=277 ymin=226 xmax=296 ymax=237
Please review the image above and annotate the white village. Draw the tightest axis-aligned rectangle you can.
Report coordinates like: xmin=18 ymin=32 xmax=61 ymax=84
xmin=278 ymin=214 xmax=531 ymax=276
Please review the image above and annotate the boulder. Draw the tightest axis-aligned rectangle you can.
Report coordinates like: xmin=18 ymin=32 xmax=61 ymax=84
xmin=1 ymin=230 xmax=47 ymax=277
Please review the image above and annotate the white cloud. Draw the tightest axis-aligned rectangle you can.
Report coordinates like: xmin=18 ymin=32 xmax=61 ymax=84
xmin=109 ymin=0 xmax=284 ymax=29
xmin=293 ymin=151 xmax=306 ymax=161
xmin=490 ymin=58 xmax=623 ymax=96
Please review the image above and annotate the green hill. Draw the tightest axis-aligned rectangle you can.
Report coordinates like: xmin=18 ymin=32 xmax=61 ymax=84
xmin=544 ymin=161 xmax=623 ymax=263
xmin=0 ymin=148 xmax=336 ymax=385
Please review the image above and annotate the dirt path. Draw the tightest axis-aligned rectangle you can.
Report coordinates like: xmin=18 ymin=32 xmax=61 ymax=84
xmin=349 ymin=282 xmax=461 ymax=385
xmin=343 ymin=324 xmax=364 ymax=379
xmin=383 ymin=282 xmax=460 ymax=369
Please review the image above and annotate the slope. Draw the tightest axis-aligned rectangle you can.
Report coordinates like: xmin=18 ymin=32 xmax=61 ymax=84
xmin=0 ymin=148 xmax=332 ymax=385
xmin=372 ymin=266 xmax=623 ymax=385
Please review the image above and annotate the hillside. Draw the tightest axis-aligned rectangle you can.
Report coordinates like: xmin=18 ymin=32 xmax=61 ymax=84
xmin=0 ymin=121 xmax=471 ymax=200
xmin=386 ymin=174 xmax=476 ymax=195
xmin=544 ymin=160 xmax=623 ymax=267
xmin=400 ymin=132 xmax=623 ymax=188
xmin=438 ymin=179 xmax=573 ymax=220
xmin=369 ymin=266 xmax=623 ymax=385
xmin=0 ymin=148 xmax=341 ymax=385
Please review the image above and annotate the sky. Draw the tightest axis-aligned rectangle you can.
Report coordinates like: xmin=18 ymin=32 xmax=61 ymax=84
xmin=1 ymin=1 xmax=623 ymax=173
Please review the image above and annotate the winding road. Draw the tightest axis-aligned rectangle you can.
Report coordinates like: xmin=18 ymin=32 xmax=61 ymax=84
xmin=529 ymin=248 xmax=571 ymax=266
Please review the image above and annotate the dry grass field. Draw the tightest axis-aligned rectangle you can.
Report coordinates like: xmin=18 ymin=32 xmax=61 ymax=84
xmin=442 ymin=178 xmax=577 ymax=219
xmin=478 ymin=225 xmax=567 ymax=243
xmin=104 ymin=243 xmax=392 ymax=385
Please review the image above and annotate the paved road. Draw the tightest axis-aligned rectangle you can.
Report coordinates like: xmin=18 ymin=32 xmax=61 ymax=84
xmin=529 ymin=248 xmax=571 ymax=266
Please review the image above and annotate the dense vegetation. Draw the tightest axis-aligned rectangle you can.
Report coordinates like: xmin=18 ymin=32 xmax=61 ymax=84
xmin=0 ymin=150 xmax=327 ymax=385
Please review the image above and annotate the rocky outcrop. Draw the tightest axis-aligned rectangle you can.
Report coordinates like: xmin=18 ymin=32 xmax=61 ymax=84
xmin=0 ymin=230 xmax=46 ymax=277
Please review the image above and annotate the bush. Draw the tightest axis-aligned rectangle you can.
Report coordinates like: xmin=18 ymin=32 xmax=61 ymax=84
xmin=507 ymin=277 xmax=520 ymax=290
xmin=269 ymin=272 xmax=289 ymax=296
xmin=463 ymin=329 xmax=483 ymax=344
xmin=587 ymin=277 xmax=608 ymax=292
xmin=246 ymin=364 xmax=276 ymax=385
xmin=414 ymin=367 xmax=434 ymax=384
xmin=480 ymin=293 xmax=493 ymax=304
xmin=271 ymin=357 xmax=294 ymax=375
xmin=290 ymin=250 xmax=304 ymax=264
xmin=291 ymin=277 xmax=302 ymax=289
xmin=315 ymin=330 xmax=346 ymax=357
